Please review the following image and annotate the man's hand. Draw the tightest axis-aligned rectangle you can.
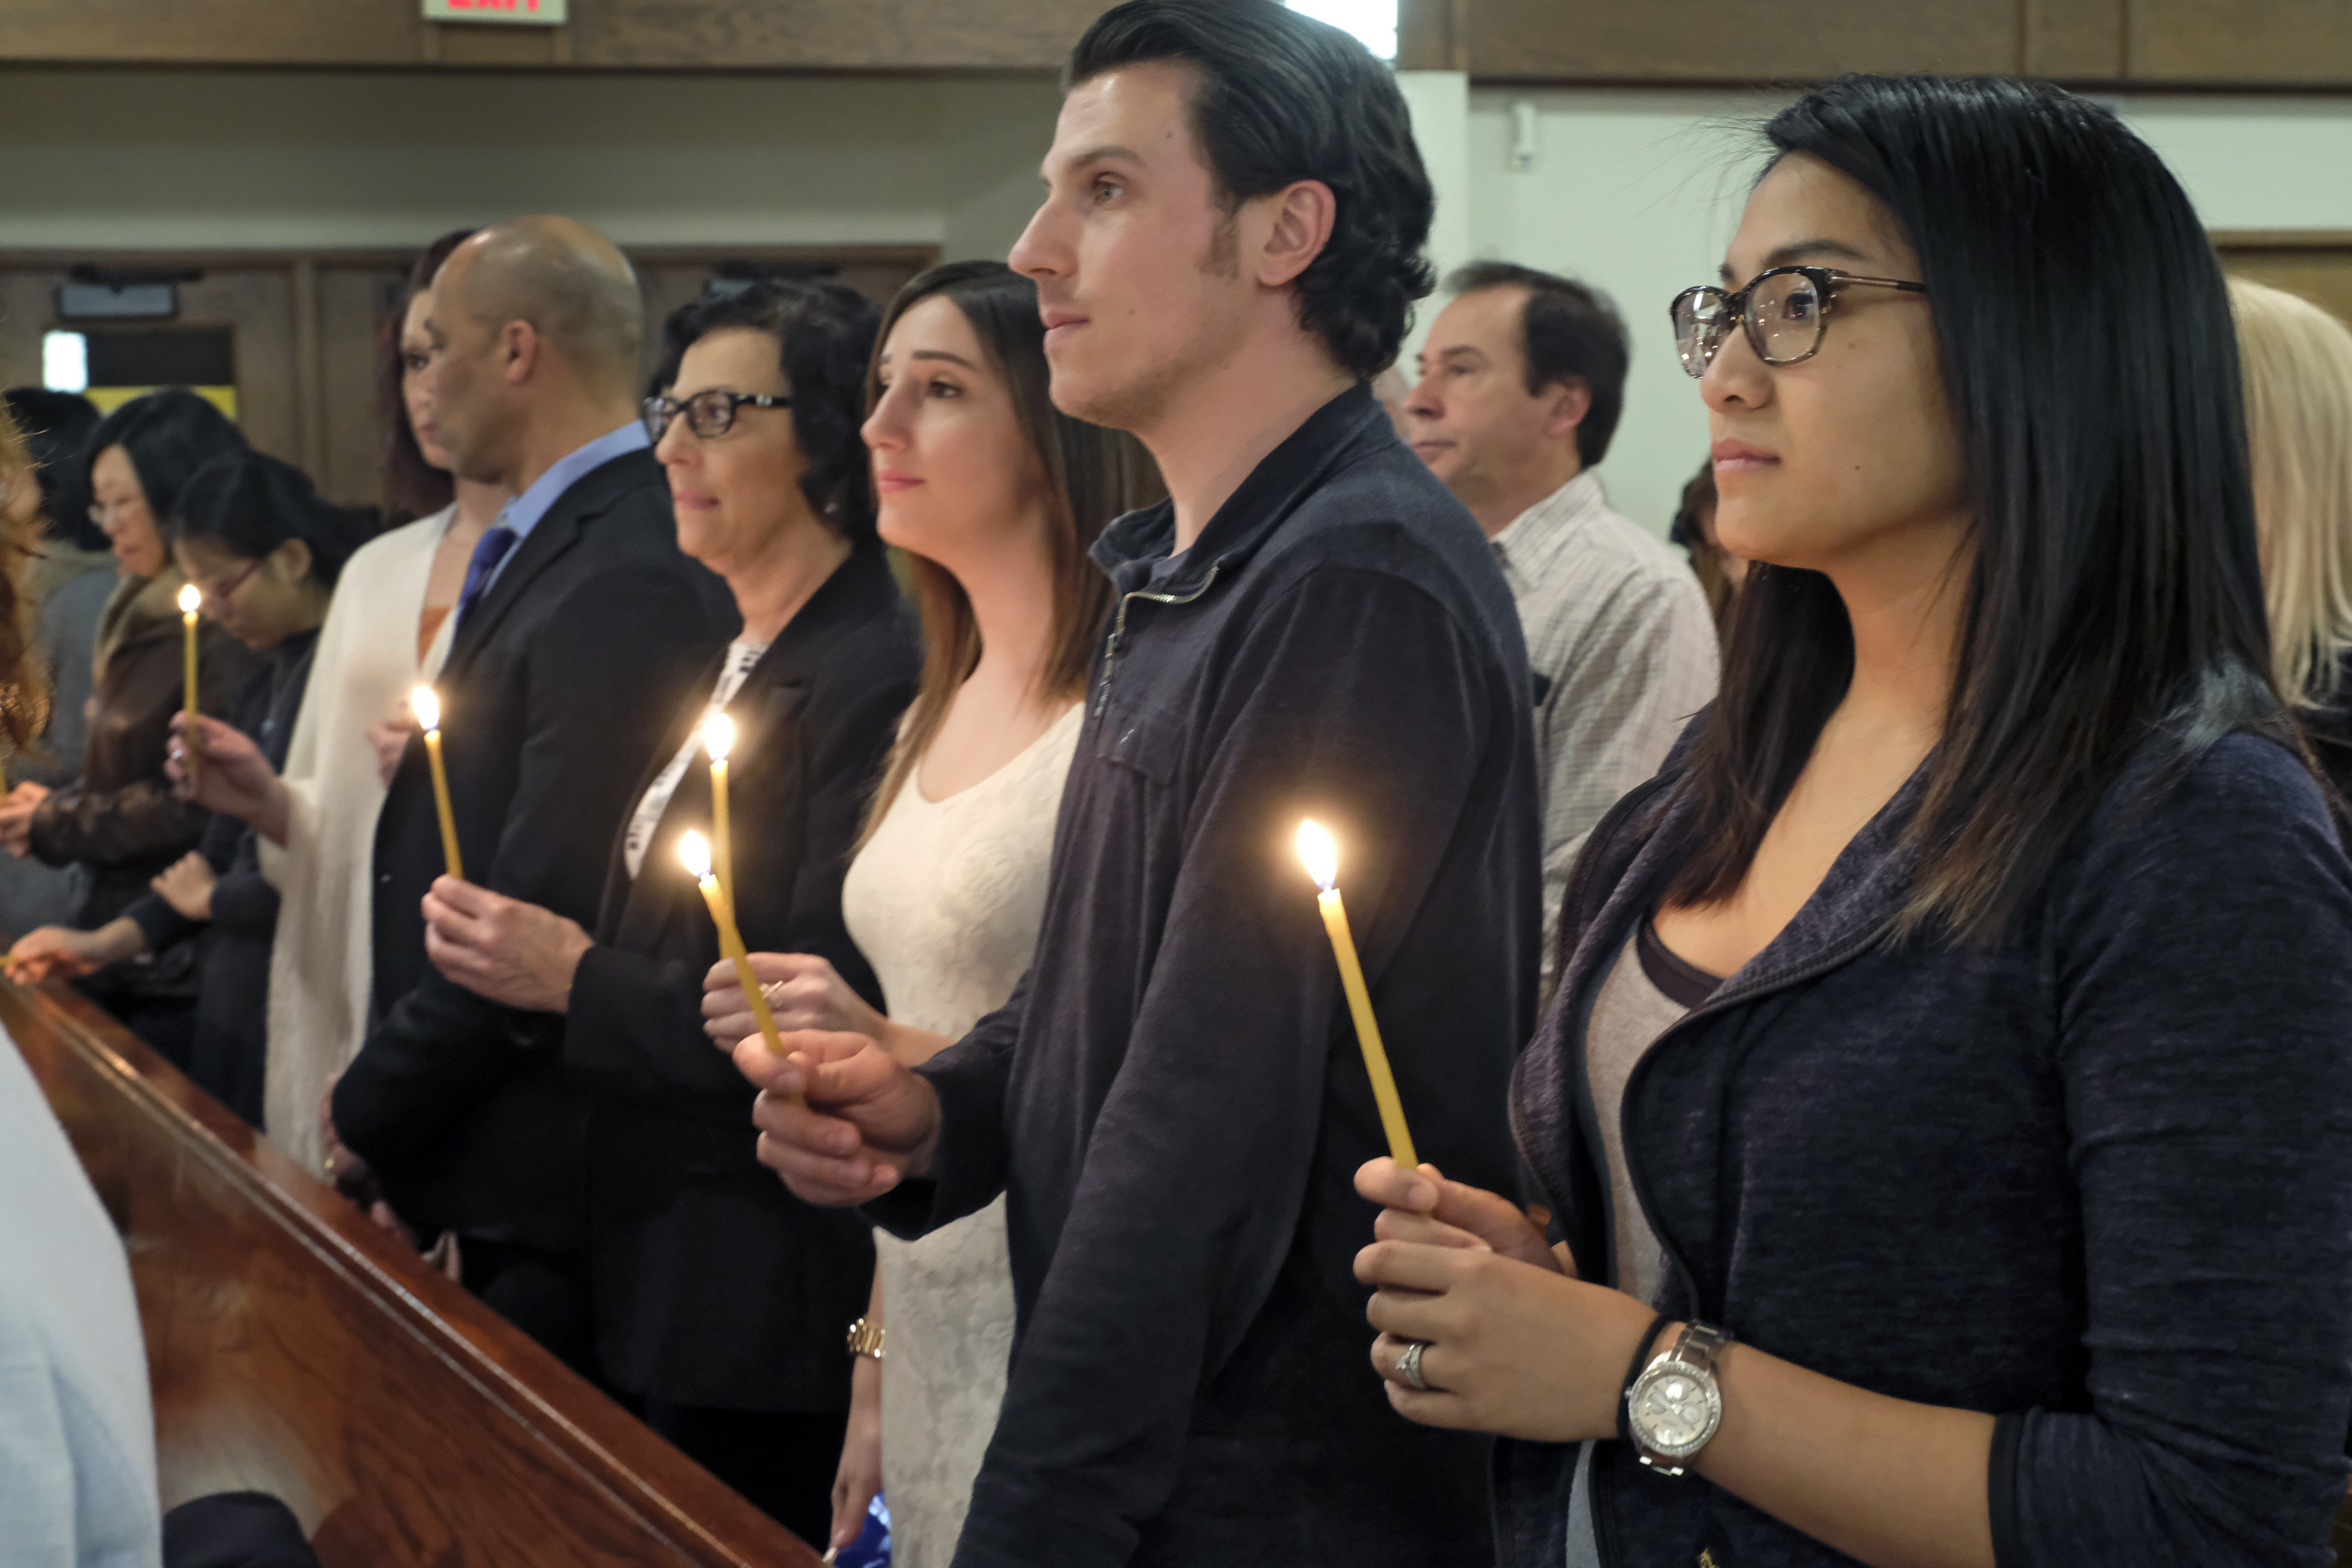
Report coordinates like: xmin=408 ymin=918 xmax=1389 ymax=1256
xmin=151 ymin=851 xmax=218 ymax=922
xmin=166 ymin=715 xmax=292 ymax=844
xmin=421 ymin=876 xmax=593 ymax=1013
xmin=730 ymin=1024 xmax=942 ymax=1206
xmin=0 ymin=781 xmax=51 ymax=857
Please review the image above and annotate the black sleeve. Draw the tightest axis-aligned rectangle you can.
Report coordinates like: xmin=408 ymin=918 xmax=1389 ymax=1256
xmin=948 ymin=567 xmax=1501 ymax=1566
xmin=1999 ymin=738 xmax=2352 ymax=1567
xmin=335 ymin=564 xmax=721 ymax=1167
xmin=563 ymin=635 xmax=913 ymax=1102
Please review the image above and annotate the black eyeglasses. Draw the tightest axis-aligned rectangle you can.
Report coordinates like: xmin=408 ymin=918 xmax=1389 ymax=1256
xmin=641 ymin=389 xmax=792 ymax=443
xmin=1670 ymin=266 xmax=1927 ymax=378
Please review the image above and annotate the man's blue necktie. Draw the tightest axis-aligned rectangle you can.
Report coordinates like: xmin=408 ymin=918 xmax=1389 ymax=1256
xmin=454 ymin=524 xmax=520 ymax=630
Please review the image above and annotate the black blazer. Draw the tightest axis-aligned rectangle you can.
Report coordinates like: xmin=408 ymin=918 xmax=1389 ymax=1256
xmin=565 ymin=544 xmax=917 ymax=1411
xmin=335 ymin=447 xmax=736 ymax=1250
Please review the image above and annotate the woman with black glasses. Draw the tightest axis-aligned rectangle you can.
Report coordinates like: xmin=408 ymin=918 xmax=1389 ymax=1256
xmin=1356 ymin=75 xmax=2352 ymax=1567
xmin=411 ymin=279 xmax=918 ymax=1547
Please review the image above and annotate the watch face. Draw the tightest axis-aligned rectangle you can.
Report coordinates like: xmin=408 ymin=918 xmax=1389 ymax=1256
xmin=1632 ymin=1359 xmax=1720 ymax=1456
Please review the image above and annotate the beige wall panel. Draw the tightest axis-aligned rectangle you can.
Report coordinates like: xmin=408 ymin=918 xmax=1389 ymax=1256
xmin=1467 ymin=0 xmax=2021 ymax=81
xmin=2129 ymin=0 xmax=2352 ymax=85
xmin=566 ymin=0 xmax=1102 ymax=69
xmin=2023 ymin=0 xmax=2126 ymax=78
xmin=2 ymin=0 xmax=419 ymax=65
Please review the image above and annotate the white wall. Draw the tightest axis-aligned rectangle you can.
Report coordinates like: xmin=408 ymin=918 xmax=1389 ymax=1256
xmin=1452 ymin=88 xmax=2352 ymax=539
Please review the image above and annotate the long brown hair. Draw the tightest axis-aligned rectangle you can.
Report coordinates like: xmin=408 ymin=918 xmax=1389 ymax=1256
xmin=858 ymin=261 xmax=1160 ymax=845
xmin=377 ymin=229 xmax=475 ymax=523
xmin=0 ymin=408 xmax=54 ymax=756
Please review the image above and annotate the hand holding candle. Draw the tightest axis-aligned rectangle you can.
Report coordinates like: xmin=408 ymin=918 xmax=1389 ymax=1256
xmin=178 ymin=584 xmax=202 ymax=784
xmin=1298 ymin=819 xmax=1419 ymax=1171
xmin=680 ymin=831 xmax=794 ymax=1085
xmin=703 ymin=713 xmax=735 ymax=913
xmin=412 ymin=685 xmax=463 ymax=881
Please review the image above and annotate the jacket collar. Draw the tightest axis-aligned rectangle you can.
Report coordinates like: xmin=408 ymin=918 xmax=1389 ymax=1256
xmin=1090 ymin=383 xmax=1389 ymax=597
xmin=444 ymin=447 xmax=658 ymax=673
xmin=742 ymin=542 xmax=900 ymax=693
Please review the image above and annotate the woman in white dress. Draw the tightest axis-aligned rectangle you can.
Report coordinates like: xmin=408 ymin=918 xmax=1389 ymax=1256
xmin=181 ymin=230 xmax=500 ymax=1175
xmin=706 ymin=260 xmax=1157 ymax=1564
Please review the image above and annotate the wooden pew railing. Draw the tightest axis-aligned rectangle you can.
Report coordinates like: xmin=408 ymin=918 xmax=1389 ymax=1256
xmin=3 ymin=969 xmax=824 ymax=1567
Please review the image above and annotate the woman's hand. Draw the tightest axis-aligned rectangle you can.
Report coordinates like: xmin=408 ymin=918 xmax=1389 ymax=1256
xmin=366 ymin=708 xmax=415 ymax=789
xmin=0 ymin=781 xmax=51 ymax=857
xmin=5 ymin=920 xmax=144 ymax=984
xmin=1354 ymin=1158 xmax=1654 ymax=1443
xmin=151 ymin=851 xmax=218 ymax=922
xmin=421 ymin=876 xmax=593 ymax=1013
xmin=831 ymin=1353 xmax=885 ymax=1554
xmin=751 ymin=952 xmax=889 ymax=1039
xmin=167 ymin=715 xmax=292 ymax=844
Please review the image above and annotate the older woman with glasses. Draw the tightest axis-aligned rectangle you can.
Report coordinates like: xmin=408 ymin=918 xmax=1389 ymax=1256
xmin=1357 ymin=75 xmax=2352 ymax=1568
xmin=413 ymin=279 xmax=918 ymax=1548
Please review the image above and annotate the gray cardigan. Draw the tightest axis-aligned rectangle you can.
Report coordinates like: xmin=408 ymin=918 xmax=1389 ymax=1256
xmin=1504 ymin=726 xmax=2352 ymax=1567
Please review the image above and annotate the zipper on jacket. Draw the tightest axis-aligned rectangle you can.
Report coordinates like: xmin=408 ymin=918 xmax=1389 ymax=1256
xmin=1093 ymin=564 xmax=1222 ymax=717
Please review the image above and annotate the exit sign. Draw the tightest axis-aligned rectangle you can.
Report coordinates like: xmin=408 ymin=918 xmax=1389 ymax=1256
xmin=423 ymin=0 xmax=567 ymax=23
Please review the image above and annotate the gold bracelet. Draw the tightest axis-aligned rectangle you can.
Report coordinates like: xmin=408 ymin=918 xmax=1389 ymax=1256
xmin=846 ymin=1315 xmax=886 ymax=1360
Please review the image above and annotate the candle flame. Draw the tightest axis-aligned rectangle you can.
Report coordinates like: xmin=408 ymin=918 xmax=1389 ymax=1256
xmin=703 ymin=712 xmax=735 ymax=765
xmin=679 ymin=829 xmax=713 ymax=881
xmin=1296 ymin=819 xmax=1338 ymax=893
xmin=177 ymin=584 xmax=201 ymax=615
xmin=411 ymin=685 xmax=441 ymax=733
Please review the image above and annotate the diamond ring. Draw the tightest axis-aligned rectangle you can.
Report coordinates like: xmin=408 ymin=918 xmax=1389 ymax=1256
xmin=1396 ymin=1340 xmax=1430 ymax=1391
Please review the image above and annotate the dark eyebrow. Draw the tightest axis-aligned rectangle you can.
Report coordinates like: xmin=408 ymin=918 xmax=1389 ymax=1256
xmin=907 ymin=350 xmax=979 ymax=369
xmin=1717 ymin=238 xmax=1877 ymax=283
xmin=1045 ymin=143 xmax=1142 ymax=181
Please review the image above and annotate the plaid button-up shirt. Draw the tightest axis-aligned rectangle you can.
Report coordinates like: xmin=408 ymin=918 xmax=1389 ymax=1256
xmin=1491 ymin=472 xmax=1719 ymax=980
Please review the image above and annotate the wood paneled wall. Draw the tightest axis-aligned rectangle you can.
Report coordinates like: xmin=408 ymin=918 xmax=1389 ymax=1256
xmin=2 ymin=0 xmax=1107 ymax=69
xmin=1396 ymin=0 xmax=2352 ymax=86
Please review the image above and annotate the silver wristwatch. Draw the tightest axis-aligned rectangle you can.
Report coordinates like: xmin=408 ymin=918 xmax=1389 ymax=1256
xmin=1626 ymin=1320 xmax=1733 ymax=1475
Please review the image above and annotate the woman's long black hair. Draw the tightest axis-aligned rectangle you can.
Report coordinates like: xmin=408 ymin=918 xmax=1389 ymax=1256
xmin=165 ymin=449 xmax=374 ymax=590
xmin=85 ymin=388 xmax=248 ymax=526
xmin=1669 ymin=75 xmax=2297 ymax=944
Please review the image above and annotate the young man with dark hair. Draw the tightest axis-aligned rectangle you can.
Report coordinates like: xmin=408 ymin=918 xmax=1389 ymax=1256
xmin=721 ymin=3 xmax=1539 ymax=1563
xmin=1408 ymin=263 xmax=1717 ymax=979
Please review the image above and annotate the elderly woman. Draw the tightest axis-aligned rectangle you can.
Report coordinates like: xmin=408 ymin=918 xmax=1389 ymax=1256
xmin=418 ymin=279 xmax=917 ymax=1548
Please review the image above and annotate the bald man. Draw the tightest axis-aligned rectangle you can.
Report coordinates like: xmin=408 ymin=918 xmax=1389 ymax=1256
xmin=332 ymin=218 xmax=735 ymax=1370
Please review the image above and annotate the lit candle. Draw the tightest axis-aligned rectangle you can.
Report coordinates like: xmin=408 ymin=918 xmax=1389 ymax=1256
xmin=680 ymin=831 xmax=793 ymax=1083
xmin=411 ymin=685 xmax=463 ymax=881
xmin=703 ymin=712 xmax=736 ymax=915
xmin=178 ymin=583 xmax=202 ymax=784
xmin=1297 ymin=820 xmax=1418 ymax=1171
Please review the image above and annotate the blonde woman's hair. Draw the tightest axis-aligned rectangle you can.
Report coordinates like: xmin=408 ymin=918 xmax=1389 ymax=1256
xmin=2231 ymin=276 xmax=2352 ymax=707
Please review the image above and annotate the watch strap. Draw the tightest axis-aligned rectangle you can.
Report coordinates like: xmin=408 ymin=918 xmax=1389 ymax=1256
xmin=1627 ymin=1318 xmax=1735 ymax=1473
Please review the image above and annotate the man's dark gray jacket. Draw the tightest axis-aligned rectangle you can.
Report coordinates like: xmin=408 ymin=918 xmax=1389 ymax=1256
xmin=871 ymin=385 xmax=1543 ymax=1566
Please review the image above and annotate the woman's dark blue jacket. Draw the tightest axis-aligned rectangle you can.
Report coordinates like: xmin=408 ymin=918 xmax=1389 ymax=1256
xmin=1503 ymin=724 xmax=2352 ymax=1567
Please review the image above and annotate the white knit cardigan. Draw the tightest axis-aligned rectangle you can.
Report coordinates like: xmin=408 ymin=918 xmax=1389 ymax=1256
xmin=259 ymin=507 xmax=455 ymax=1174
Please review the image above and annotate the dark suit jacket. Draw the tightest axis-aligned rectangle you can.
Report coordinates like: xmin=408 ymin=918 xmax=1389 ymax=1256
xmin=565 ymin=544 xmax=918 ymax=1411
xmin=335 ymin=447 xmax=736 ymax=1250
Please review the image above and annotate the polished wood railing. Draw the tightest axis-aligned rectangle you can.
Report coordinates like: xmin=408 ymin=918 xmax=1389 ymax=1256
xmin=3 ymin=970 xmax=822 ymax=1567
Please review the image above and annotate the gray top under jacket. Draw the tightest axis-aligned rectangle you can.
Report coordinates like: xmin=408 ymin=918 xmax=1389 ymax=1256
xmin=1504 ymin=722 xmax=2352 ymax=1568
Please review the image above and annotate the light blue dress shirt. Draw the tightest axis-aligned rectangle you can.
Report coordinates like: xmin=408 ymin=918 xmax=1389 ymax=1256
xmin=477 ymin=419 xmax=653 ymax=601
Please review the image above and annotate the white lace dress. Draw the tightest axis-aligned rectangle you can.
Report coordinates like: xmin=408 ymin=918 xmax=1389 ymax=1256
xmin=840 ymin=704 xmax=1083 ymax=1568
